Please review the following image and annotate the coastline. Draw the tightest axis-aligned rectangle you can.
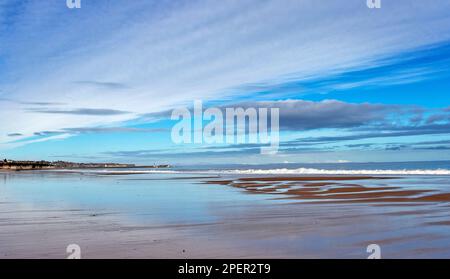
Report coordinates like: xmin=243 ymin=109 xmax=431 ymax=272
xmin=0 ymin=158 xmax=170 ymax=171
xmin=1 ymin=170 xmax=450 ymax=258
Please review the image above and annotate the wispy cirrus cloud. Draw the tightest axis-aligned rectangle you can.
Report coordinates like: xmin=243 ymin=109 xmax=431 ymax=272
xmin=1 ymin=0 xmax=450 ymax=153
xmin=33 ymin=131 xmax=60 ymax=136
xmin=62 ymin=127 xmax=167 ymax=134
xmin=289 ymin=123 xmax=450 ymax=145
xmin=75 ymin=81 xmax=130 ymax=90
xmin=233 ymin=43 xmax=450 ymax=99
xmin=0 ymin=0 xmax=450 ymax=164
xmin=20 ymin=101 xmax=66 ymax=106
xmin=7 ymin=133 xmax=23 ymax=137
xmin=2 ymin=133 xmax=73 ymax=150
xmin=27 ymin=108 xmax=131 ymax=116
xmin=29 ymin=127 xmax=167 ymax=137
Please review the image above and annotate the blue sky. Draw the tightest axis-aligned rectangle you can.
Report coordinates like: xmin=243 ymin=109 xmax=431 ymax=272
xmin=1 ymin=0 xmax=450 ymax=165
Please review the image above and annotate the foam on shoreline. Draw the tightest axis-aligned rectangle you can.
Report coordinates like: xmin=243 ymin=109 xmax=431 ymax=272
xmin=57 ymin=168 xmax=450 ymax=176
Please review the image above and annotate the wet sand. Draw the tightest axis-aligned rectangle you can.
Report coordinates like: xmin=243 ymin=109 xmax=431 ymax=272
xmin=0 ymin=204 xmax=265 ymax=258
xmin=205 ymin=176 xmax=450 ymax=204
xmin=1 ymin=172 xmax=450 ymax=258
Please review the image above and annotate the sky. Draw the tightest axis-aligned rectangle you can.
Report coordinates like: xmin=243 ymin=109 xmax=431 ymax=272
xmin=1 ymin=0 xmax=450 ymax=165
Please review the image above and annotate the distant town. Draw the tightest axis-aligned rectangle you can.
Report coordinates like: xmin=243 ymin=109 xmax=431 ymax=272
xmin=0 ymin=159 xmax=170 ymax=171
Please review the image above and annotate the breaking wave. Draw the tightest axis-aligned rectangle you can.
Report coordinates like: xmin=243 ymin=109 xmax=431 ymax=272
xmin=210 ymin=168 xmax=450 ymax=175
xmin=85 ymin=168 xmax=450 ymax=175
xmin=51 ymin=168 xmax=450 ymax=175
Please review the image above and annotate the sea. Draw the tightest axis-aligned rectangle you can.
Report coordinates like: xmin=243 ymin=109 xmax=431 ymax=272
xmin=1 ymin=160 xmax=450 ymax=258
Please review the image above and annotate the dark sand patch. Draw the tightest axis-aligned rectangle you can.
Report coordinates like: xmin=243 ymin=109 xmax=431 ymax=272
xmin=206 ymin=176 xmax=450 ymax=205
xmin=426 ymin=221 xmax=450 ymax=226
xmin=120 ymin=176 xmax=221 ymax=181
xmin=237 ymin=176 xmax=395 ymax=182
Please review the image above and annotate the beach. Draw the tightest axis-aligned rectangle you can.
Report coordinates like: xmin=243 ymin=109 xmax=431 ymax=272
xmin=1 ymin=169 xmax=450 ymax=258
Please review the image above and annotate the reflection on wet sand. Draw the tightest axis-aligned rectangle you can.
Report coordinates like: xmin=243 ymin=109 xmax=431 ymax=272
xmin=2 ymin=172 xmax=450 ymax=258
xmin=205 ymin=176 xmax=450 ymax=204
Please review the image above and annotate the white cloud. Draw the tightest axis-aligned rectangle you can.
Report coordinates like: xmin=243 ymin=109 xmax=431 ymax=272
xmin=1 ymin=133 xmax=73 ymax=150
xmin=1 ymin=0 xmax=450 ymax=147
